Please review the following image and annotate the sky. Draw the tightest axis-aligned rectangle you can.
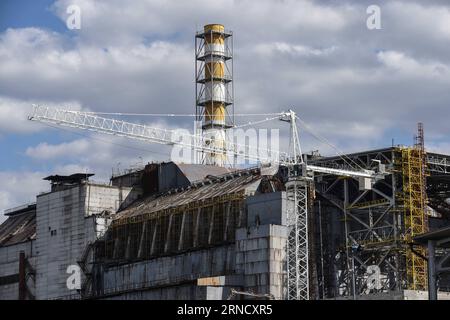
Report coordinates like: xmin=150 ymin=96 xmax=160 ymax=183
xmin=1 ymin=0 xmax=450 ymax=221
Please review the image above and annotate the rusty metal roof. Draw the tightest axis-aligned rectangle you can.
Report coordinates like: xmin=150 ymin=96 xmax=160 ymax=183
xmin=0 ymin=205 xmax=36 ymax=247
xmin=114 ymin=167 xmax=261 ymax=221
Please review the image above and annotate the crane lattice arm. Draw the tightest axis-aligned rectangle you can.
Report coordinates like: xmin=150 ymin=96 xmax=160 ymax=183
xmin=29 ymin=105 xmax=285 ymax=166
xmin=28 ymin=105 xmax=381 ymax=179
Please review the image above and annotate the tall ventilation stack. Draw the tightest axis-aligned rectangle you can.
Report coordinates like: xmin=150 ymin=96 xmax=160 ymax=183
xmin=195 ymin=24 xmax=234 ymax=166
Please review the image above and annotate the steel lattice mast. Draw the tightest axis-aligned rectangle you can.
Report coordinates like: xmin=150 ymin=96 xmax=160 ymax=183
xmin=281 ymin=110 xmax=310 ymax=300
xmin=285 ymin=178 xmax=310 ymax=299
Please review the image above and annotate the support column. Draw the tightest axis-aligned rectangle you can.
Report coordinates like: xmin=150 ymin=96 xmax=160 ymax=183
xmin=113 ymin=238 xmax=121 ymax=259
xmin=124 ymin=235 xmax=131 ymax=259
xmin=150 ymin=220 xmax=158 ymax=256
xmin=137 ymin=221 xmax=147 ymax=258
xmin=164 ymin=214 xmax=174 ymax=253
xmin=428 ymin=240 xmax=437 ymax=300
xmin=343 ymin=178 xmax=354 ymax=299
xmin=193 ymin=207 xmax=201 ymax=247
xmin=18 ymin=251 xmax=26 ymax=300
xmin=208 ymin=206 xmax=216 ymax=245
xmin=178 ymin=212 xmax=187 ymax=251
xmin=223 ymin=202 xmax=231 ymax=241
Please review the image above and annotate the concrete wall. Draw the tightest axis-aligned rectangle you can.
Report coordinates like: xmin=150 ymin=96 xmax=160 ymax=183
xmin=0 ymin=241 xmax=35 ymax=299
xmin=103 ymin=286 xmax=231 ymax=300
xmin=246 ymin=192 xmax=287 ymax=226
xmin=102 ymin=285 xmax=209 ymax=300
xmin=92 ymin=191 xmax=290 ymax=300
xmin=236 ymin=225 xmax=288 ymax=299
xmin=93 ymin=245 xmax=235 ymax=299
xmin=93 ymin=223 xmax=289 ymax=300
xmin=240 ymin=192 xmax=288 ymax=299
xmin=35 ymin=183 xmax=133 ymax=299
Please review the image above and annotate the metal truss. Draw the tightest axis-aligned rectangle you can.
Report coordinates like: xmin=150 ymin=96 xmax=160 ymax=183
xmin=285 ymin=178 xmax=309 ymax=300
xmin=311 ymin=147 xmax=450 ymax=175
xmin=29 ymin=105 xmax=284 ymax=165
xmin=312 ymin=148 xmax=403 ymax=297
xmin=398 ymin=147 xmax=428 ymax=290
xmin=310 ymin=146 xmax=450 ymax=297
xmin=427 ymin=153 xmax=450 ymax=174
xmin=427 ymin=175 xmax=450 ymax=217
xmin=29 ymin=106 xmax=377 ymax=180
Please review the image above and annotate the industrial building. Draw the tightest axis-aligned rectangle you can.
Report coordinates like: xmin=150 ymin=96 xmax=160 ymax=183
xmin=1 ymin=24 xmax=450 ymax=300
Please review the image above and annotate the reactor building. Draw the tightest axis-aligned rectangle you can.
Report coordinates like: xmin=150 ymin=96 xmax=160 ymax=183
xmin=1 ymin=25 xmax=450 ymax=300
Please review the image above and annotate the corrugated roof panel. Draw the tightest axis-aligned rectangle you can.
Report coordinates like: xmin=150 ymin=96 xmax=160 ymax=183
xmin=0 ymin=209 xmax=36 ymax=246
xmin=114 ymin=169 xmax=261 ymax=221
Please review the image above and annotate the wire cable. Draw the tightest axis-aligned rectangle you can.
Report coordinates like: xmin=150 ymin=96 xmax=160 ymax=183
xmin=296 ymin=116 xmax=366 ymax=171
xmin=82 ymin=112 xmax=283 ymax=117
xmin=233 ymin=116 xmax=282 ymax=129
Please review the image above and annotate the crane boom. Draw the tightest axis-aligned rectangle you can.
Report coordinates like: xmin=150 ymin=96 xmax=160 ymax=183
xmin=28 ymin=105 xmax=380 ymax=179
xmin=28 ymin=105 xmax=285 ymax=166
xmin=29 ymin=105 xmax=174 ymax=144
xmin=307 ymin=164 xmax=374 ymax=179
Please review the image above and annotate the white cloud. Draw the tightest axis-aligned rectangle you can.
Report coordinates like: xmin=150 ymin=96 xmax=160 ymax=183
xmin=0 ymin=171 xmax=48 ymax=222
xmin=0 ymin=97 xmax=40 ymax=134
xmin=1 ymin=0 xmax=449 ymax=142
xmin=0 ymin=27 xmax=192 ymax=114
xmin=26 ymin=139 xmax=91 ymax=160
xmin=25 ymin=130 xmax=173 ymax=174
xmin=0 ymin=0 xmax=450 ymax=214
xmin=50 ymin=0 xmax=349 ymax=45
xmin=254 ymin=42 xmax=337 ymax=57
xmin=377 ymin=50 xmax=450 ymax=77
xmin=0 ymin=95 xmax=84 ymax=135
xmin=387 ymin=2 xmax=450 ymax=41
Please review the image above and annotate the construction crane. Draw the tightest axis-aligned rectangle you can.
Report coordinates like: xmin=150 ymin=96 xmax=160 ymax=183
xmin=28 ymin=105 xmax=386 ymax=300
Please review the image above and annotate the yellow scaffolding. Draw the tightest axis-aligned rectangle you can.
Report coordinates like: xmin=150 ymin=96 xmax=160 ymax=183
xmin=398 ymin=147 xmax=428 ymax=290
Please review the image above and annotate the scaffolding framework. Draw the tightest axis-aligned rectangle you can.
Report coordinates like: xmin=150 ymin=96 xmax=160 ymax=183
xmin=312 ymin=149 xmax=403 ymax=297
xmin=195 ymin=25 xmax=234 ymax=166
xmin=310 ymin=146 xmax=435 ymax=298
xmin=398 ymin=147 xmax=428 ymax=291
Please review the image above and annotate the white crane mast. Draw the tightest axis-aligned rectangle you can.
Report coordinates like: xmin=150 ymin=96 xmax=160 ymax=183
xmin=28 ymin=105 xmax=384 ymax=301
